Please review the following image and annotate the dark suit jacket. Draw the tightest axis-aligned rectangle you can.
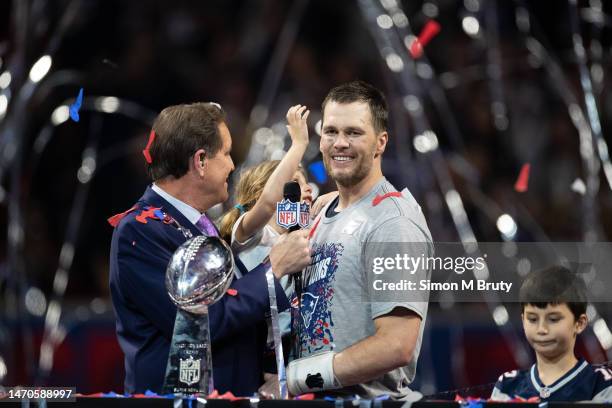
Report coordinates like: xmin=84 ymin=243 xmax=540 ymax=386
xmin=109 ymin=186 xmax=289 ymax=395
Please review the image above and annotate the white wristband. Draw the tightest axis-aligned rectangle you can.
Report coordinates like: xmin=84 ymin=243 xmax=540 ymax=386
xmin=287 ymin=351 xmax=342 ymax=395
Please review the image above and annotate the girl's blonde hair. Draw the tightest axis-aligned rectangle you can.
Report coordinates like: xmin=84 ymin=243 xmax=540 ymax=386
xmin=218 ymin=160 xmax=280 ymax=242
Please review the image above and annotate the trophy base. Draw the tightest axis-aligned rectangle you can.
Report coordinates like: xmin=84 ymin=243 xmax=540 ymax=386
xmin=162 ymin=309 xmax=213 ymax=395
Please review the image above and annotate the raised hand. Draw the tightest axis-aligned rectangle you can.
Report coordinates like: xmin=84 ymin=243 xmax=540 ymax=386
xmin=286 ymin=104 xmax=310 ymax=147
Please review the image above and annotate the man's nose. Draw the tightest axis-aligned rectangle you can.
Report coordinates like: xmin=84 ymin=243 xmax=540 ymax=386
xmin=333 ymin=133 xmax=350 ymax=149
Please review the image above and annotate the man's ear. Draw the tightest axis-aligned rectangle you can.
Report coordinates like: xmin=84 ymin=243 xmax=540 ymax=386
xmin=375 ymin=131 xmax=388 ymax=158
xmin=193 ymin=149 xmax=207 ymax=175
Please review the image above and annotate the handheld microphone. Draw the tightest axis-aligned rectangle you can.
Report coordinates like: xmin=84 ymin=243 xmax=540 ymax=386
xmin=283 ymin=181 xmax=302 ymax=231
xmin=281 ymin=181 xmax=304 ymax=301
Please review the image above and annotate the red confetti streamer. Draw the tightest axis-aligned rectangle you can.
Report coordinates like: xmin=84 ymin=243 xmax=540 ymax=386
xmin=372 ymin=191 xmax=402 ymax=206
xmin=514 ymin=163 xmax=530 ymax=193
xmin=135 ymin=207 xmax=162 ymax=224
xmin=142 ymin=130 xmax=156 ymax=164
xmin=409 ymin=20 xmax=441 ymax=59
xmin=218 ymin=391 xmax=240 ymax=401
xmin=205 ymin=390 xmax=242 ymax=401
xmin=107 ymin=206 xmax=138 ymax=227
xmin=226 ymin=288 xmax=238 ymax=296
xmin=295 ymin=393 xmax=315 ymax=400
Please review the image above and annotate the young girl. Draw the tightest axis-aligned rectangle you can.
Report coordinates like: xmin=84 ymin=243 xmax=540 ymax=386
xmin=219 ymin=160 xmax=312 ymax=270
xmin=218 ymin=104 xmax=312 ymax=271
xmin=218 ymin=105 xmax=335 ymax=398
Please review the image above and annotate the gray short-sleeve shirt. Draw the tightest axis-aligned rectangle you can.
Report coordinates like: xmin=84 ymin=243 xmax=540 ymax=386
xmin=290 ymin=178 xmax=433 ymax=400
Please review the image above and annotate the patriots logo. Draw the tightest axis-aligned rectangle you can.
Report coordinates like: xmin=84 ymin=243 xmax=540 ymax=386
xmin=276 ymin=199 xmax=299 ymax=229
xmin=300 ymin=292 xmax=319 ymax=328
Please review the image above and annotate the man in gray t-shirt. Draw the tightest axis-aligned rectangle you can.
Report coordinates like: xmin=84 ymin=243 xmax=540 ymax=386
xmin=286 ymin=81 xmax=432 ymax=400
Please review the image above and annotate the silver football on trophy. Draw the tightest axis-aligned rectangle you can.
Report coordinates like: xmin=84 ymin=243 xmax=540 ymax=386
xmin=165 ymin=236 xmax=234 ymax=314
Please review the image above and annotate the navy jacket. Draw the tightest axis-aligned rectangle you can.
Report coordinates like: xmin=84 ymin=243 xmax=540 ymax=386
xmin=109 ymin=186 xmax=289 ymax=395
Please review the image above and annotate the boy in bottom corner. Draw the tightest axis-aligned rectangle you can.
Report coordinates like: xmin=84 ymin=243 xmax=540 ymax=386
xmin=490 ymin=265 xmax=612 ymax=402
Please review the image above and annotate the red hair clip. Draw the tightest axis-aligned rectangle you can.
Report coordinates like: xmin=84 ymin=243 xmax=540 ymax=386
xmin=142 ymin=130 xmax=155 ymax=164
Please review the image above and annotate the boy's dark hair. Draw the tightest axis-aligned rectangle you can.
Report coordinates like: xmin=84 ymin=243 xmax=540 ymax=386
xmin=147 ymin=102 xmax=226 ymax=181
xmin=321 ymin=80 xmax=388 ymax=134
xmin=519 ymin=265 xmax=587 ymax=320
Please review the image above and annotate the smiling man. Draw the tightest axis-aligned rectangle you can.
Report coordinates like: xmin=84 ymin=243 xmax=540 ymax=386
xmin=109 ymin=102 xmax=311 ymax=395
xmin=286 ymin=81 xmax=433 ymax=400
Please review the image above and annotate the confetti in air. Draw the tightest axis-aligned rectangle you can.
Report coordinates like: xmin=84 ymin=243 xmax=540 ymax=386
xmin=409 ymin=20 xmax=441 ymax=59
xmin=69 ymin=88 xmax=83 ymax=122
xmin=142 ymin=130 xmax=156 ymax=164
xmin=514 ymin=163 xmax=530 ymax=193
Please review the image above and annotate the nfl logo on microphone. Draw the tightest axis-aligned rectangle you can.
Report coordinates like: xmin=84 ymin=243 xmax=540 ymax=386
xmin=299 ymin=202 xmax=310 ymax=228
xmin=179 ymin=356 xmax=201 ymax=385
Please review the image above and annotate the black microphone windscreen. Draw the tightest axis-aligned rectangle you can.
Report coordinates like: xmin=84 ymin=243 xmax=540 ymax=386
xmin=283 ymin=181 xmax=301 ymax=203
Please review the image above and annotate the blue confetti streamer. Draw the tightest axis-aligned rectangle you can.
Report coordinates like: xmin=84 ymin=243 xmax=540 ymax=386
xmin=69 ymin=88 xmax=83 ymax=122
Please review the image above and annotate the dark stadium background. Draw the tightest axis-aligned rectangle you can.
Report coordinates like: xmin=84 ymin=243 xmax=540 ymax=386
xmin=0 ymin=0 xmax=611 ymax=396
